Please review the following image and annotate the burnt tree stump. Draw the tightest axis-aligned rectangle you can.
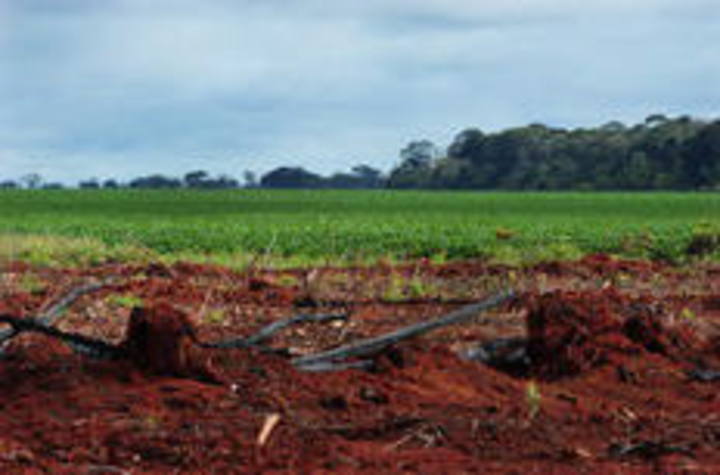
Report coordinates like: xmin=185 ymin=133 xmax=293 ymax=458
xmin=121 ymin=301 xmax=221 ymax=383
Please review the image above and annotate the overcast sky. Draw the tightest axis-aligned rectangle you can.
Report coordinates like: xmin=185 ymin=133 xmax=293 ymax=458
xmin=1 ymin=0 xmax=719 ymax=184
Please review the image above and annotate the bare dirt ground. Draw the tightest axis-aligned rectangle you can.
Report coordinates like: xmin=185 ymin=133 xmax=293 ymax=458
xmin=1 ymin=255 xmax=720 ymax=473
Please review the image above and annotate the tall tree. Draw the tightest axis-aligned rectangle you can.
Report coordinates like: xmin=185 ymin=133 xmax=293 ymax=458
xmin=387 ymin=140 xmax=438 ymax=188
xmin=21 ymin=173 xmax=42 ymax=189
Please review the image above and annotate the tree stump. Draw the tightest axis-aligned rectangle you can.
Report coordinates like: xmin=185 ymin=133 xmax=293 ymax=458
xmin=121 ymin=301 xmax=221 ymax=383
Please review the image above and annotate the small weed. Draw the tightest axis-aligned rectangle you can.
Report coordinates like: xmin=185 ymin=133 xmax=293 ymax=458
xmin=383 ymin=272 xmax=406 ymax=302
xmin=18 ymin=274 xmax=45 ymax=293
xmin=407 ymin=276 xmax=428 ymax=298
xmin=108 ymin=294 xmax=144 ymax=308
xmin=204 ymin=309 xmax=226 ymax=325
xmin=679 ymin=307 xmax=696 ymax=320
xmin=407 ymin=274 xmax=439 ymax=299
xmin=525 ymin=381 xmax=542 ymax=420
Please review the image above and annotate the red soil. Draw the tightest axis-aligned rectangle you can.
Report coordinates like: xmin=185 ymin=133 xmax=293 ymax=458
xmin=1 ymin=255 xmax=720 ymax=472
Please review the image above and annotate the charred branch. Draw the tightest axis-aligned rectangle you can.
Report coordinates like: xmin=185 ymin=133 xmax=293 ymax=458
xmin=0 ymin=279 xmax=116 ymax=354
xmin=39 ymin=280 xmax=116 ymax=325
xmin=200 ymin=312 xmax=349 ymax=349
xmin=293 ymin=290 xmax=513 ymax=371
xmin=0 ymin=314 xmax=123 ymax=358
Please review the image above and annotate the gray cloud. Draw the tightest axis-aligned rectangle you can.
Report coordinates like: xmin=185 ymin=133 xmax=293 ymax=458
xmin=1 ymin=0 xmax=719 ymax=183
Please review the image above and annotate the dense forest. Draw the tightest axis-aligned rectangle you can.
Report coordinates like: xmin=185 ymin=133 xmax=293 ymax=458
xmin=2 ymin=115 xmax=719 ymax=191
xmin=388 ymin=115 xmax=720 ymax=190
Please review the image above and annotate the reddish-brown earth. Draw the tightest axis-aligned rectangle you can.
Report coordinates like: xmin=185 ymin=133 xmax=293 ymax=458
xmin=1 ymin=255 xmax=720 ymax=473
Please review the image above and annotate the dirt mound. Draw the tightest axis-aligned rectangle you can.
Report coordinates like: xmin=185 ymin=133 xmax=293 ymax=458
xmin=525 ymin=289 xmax=698 ymax=379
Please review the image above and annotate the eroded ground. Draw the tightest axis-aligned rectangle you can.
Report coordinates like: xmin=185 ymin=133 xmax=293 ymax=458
xmin=1 ymin=255 xmax=720 ymax=473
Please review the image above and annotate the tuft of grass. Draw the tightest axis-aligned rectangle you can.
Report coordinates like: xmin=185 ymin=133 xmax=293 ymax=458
xmin=383 ymin=272 xmax=407 ymax=302
xmin=108 ymin=294 xmax=144 ymax=308
xmin=0 ymin=233 xmax=155 ymax=267
xmin=490 ymin=241 xmax=583 ymax=266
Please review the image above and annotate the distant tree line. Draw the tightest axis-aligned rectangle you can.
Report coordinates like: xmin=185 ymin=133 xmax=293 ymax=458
xmin=0 ymin=166 xmax=385 ymax=191
xmin=2 ymin=115 xmax=719 ymax=190
xmin=387 ymin=115 xmax=720 ymax=190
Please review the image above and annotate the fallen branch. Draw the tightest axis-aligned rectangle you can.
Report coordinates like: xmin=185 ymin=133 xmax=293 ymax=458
xmin=293 ymin=290 xmax=513 ymax=371
xmin=294 ymin=359 xmax=374 ymax=372
xmin=200 ymin=312 xmax=348 ymax=349
xmin=1 ymin=299 xmax=348 ymax=361
xmin=0 ymin=314 xmax=123 ymax=358
xmin=39 ymin=279 xmax=117 ymax=325
xmin=0 ymin=279 xmax=116 ymax=353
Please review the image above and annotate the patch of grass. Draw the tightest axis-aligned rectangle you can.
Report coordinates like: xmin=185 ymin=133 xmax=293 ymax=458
xmin=489 ymin=241 xmax=583 ymax=266
xmin=18 ymin=273 xmax=45 ymax=293
xmin=407 ymin=276 xmax=432 ymax=299
xmin=686 ymin=221 xmax=720 ymax=258
xmin=381 ymin=271 xmax=438 ymax=301
xmin=276 ymin=274 xmax=300 ymax=287
xmin=0 ymin=233 xmax=155 ymax=267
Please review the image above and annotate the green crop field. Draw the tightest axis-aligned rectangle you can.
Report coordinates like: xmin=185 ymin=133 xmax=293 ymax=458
xmin=0 ymin=189 xmax=718 ymax=267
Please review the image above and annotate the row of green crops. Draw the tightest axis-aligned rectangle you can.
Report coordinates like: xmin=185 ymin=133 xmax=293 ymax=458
xmin=0 ymin=189 xmax=718 ymax=266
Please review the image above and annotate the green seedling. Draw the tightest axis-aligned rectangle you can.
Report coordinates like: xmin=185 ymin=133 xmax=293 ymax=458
xmin=680 ymin=307 xmax=696 ymax=320
xmin=108 ymin=294 xmax=144 ymax=308
xmin=526 ymin=381 xmax=542 ymax=421
xmin=204 ymin=309 xmax=226 ymax=325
